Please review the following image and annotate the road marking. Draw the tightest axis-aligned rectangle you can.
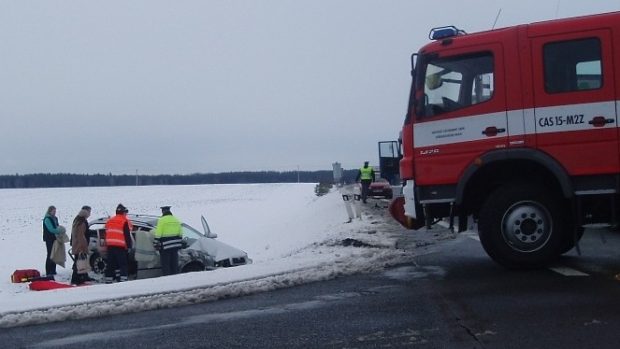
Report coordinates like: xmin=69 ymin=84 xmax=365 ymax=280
xmin=449 ymin=225 xmax=590 ymax=277
xmin=548 ymin=266 xmax=589 ymax=277
xmin=445 ymin=224 xmax=593 ymax=277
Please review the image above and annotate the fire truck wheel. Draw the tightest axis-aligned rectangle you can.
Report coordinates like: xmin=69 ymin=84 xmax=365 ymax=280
xmin=478 ymin=183 xmax=565 ymax=268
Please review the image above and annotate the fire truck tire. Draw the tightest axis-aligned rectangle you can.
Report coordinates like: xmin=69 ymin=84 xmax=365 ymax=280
xmin=478 ymin=183 xmax=565 ymax=268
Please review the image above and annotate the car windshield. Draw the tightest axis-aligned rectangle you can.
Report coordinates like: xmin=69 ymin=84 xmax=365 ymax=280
xmin=182 ymin=223 xmax=204 ymax=244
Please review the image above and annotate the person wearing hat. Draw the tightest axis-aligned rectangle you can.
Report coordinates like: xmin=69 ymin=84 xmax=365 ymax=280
xmin=103 ymin=204 xmax=133 ymax=283
xmin=355 ymin=161 xmax=376 ymax=203
xmin=154 ymin=206 xmax=183 ymax=276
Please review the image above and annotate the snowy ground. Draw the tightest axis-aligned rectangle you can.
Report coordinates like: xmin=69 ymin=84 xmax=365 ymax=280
xmin=0 ymin=183 xmax=450 ymax=328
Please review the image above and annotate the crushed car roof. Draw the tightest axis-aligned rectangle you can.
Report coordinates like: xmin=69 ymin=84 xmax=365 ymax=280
xmin=90 ymin=214 xmax=161 ymax=227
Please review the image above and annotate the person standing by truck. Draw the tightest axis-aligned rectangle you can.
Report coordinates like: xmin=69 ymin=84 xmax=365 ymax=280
xmin=154 ymin=206 xmax=183 ymax=276
xmin=356 ymin=161 xmax=375 ymax=203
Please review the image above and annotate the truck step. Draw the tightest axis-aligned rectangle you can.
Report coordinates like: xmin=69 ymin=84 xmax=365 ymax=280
xmin=581 ymin=223 xmax=612 ymax=230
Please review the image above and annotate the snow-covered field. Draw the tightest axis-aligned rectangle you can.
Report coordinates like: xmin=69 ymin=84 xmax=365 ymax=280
xmin=0 ymin=183 xmax=423 ymax=328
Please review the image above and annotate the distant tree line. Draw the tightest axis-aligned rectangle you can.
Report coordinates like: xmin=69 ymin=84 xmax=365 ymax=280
xmin=0 ymin=170 xmax=360 ymax=189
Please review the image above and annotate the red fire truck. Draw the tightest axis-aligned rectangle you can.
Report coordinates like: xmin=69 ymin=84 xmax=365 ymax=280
xmin=390 ymin=11 xmax=620 ymax=268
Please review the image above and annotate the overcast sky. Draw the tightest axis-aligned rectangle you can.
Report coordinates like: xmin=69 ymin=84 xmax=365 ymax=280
xmin=1 ymin=1 xmax=619 ymax=175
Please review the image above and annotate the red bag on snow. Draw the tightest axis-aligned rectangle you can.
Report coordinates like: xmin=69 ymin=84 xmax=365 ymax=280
xmin=11 ymin=269 xmax=41 ymax=283
xmin=29 ymin=280 xmax=75 ymax=291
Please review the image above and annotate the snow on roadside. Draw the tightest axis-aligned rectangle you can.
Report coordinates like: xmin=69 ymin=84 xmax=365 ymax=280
xmin=0 ymin=184 xmax=419 ymax=328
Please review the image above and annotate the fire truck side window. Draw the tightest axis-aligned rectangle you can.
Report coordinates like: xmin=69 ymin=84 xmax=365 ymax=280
xmin=543 ymin=38 xmax=602 ymax=93
xmin=420 ymin=52 xmax=494 ymax=118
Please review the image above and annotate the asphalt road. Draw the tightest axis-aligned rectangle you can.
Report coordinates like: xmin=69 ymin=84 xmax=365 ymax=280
xmin=4 ymin=215 xmax=620 ymax=348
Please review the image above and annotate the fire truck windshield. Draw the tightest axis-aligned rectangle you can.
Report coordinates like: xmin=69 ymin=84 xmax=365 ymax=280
xmin=416 ymin=52 xmax=494 ymax=118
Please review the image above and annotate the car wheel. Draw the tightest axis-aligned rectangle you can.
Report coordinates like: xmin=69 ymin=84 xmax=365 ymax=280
xmin=90 ymin=252 xmax=107 ymax=275
xmin=478 ymin=183 xmax=565 ymax=269
xmin=181 ymin=262 xmax=205 ymax=273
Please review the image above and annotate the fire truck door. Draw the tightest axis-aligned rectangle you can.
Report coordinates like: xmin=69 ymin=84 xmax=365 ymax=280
xmin=531 ymin=30 xmax=619 ymax=176
xmin=413 ymin=45 xmax=507 ymax=186
xmin=378 ymin=141 xmax=401 ymax=185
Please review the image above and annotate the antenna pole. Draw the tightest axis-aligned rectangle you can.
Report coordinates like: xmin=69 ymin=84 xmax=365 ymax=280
xmin=492 ymin=9 xmax=502 ymax=29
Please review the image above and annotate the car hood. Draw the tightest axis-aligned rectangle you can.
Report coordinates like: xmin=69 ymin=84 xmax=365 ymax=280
xmin=188 ymin=237 xmax=248 ymax=262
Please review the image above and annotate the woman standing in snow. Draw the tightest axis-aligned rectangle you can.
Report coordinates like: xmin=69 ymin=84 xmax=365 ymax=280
xmin=42 ymin=205 xmax=61 ymax=277
xmin=70 ymin=206 xmax=92 ymax=285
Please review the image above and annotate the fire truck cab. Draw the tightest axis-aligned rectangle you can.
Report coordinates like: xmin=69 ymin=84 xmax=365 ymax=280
xmin=392 ymin=12 xmax=620 ymax=268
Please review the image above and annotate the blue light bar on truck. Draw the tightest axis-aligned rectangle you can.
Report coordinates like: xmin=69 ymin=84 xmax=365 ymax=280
xmin=429 ymin=26 xmax=466 ymax=40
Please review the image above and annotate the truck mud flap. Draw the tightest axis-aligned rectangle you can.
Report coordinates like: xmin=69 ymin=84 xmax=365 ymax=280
xmin=389 ymin=196 xmax=425 ymax=230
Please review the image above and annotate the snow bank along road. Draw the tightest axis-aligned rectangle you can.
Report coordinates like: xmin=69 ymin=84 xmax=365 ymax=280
xmin=0 ymin=184 xmax=454 ymax=328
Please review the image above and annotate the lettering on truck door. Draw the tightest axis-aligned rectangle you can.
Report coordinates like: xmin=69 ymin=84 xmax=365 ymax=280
xmin=531 ymin=30 xmax=619 ymax=176
xmin=413 ymin=44 xmax=507 ymax=186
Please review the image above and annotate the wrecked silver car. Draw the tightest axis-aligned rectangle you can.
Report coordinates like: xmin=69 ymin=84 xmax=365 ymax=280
xmin=87 ymin=214 xmax=251 ymax=279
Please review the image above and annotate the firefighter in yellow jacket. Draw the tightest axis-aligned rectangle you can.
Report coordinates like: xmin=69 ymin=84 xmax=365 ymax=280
xmin=154 ymin=206 xmax=183 ymax=275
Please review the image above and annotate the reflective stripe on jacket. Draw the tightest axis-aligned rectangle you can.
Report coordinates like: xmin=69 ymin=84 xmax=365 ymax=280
xmin=105 ymin=214 xmax=129 ymax=249
xmin=360 ymin=166 xmax=374 ymax=180
xmin=155 ymin=215 xmax=183 ymax=250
